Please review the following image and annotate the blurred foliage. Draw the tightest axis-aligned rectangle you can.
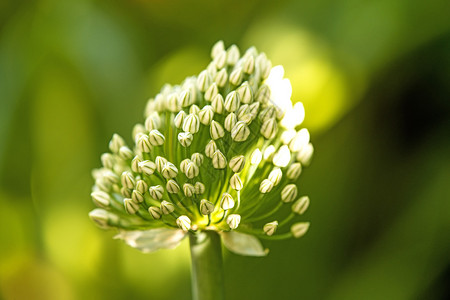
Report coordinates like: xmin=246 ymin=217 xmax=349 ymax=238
xmin=1 ymin=0 xmax=449 ymax=299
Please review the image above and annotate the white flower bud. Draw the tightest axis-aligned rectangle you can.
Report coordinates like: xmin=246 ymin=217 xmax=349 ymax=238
xmin=190 ymin=104 xmax=200 ymax=115
xmin=119 ymin=146 xmax=134 ymax=160
xmin=231 ymin=121 xmax=250 ymax=142
xmin=220 ymin=193 xmax=235 ymax=210
xmin=121 ymin=171 xmax=135 ymax=189
xmin=149 ymin=129 xmax=165 ymax=146
xmin=213 ymin=50 xmax=227 ymax=69
xmin=167 ymin=93 xmax=180 ymax=112
xmin=131 ymin=156 xmax=143 ymax=173
xmin=224 ymin=91 xmax=240 ymax=112
xmin=211 ymin=94 xmax=225 ymax=114
xmin=120 ymin=186 xmax=131 ymax=198
xmin=261 ymin=118 xmax=278 ymax=139
xmin=227 ymin=214 xmax=241 ymax=229
xmin=101 ymin=153 xmax=115 ymax=169
xmin=149 ymin=185 xmax=164 ymax=200
xmin=155 ymin=156 xmax=168 ymax=172
xmin=287 ymin=163 xmax=302 ymax=180
xmin=227 ymin=45 xmax=240 ymax=65
xmin=268 ymin=168 xmax=283 ymax=185
xmin=229 ymin=155 xmax=245 ymax=173
xmin=179 ymin=89 xmax=193 ymax=107
xmin=182 ymin=114 xmax=200 ymax=134
xmin=229 ymin=67 xmax=243 ymax=86
xmin=102 ymin=170 xmax=118 ymax=184
xmin=177 ymin=215 xmax=191 ymax=232
xmin=91 ymin=191 xmax=110 ymax=208
xmin=211 ymin=40 xmax=225 ymax=59
xmin=281 ymin=129 xmax=296 ymax=144
xmin=263 ymin=221 xmax=278 ymax=236
xmin=205 ymin=140 xmax=218 ymax=158
xmin=259 ymin=106 xmax=276 ymax=123
xmin=178 ymin=132 xmax=193 ymax=147
xmin=197 ymin=70 xmax=212 ymax=92
xmin=138 ymin=160 xmax=156 ymax=176
xmin=214 ymin=68 xmax=228 ymax=87
xmin=183 ymin=183 xmax=195 ymax=197
xmin=137 ymin=134 xmax=151 ymax=153
xmin=166 ymin=179 xmax=180 ymax=194
xmin=185 ymin=162 xmax=199 ymax=179
xmin=136 ymin=180 xmax=148 ymax=194
xmin=195 ymin=182 xmax=205 ymax=194
xmin=250 ymin=148 xmax=262 ymax=165
xmin=296 ymin=143 xmax=314 ymax=166
xmin=191 ymin=153 xmax=204 ymax=166
xmin=160 ymin=200 xmax=175 ymax=215
xmin=180 ymin=158 xmax=191 ymax=173
xmin=124 ymin=198 xmax=140 ymax=214
xmin=230 ymin=173 xmax=243 ymax=191
xmin=292 ymin=196 xmax=310 ymax=215
xmin=259 ymin=179 xmax=274 ymax=193
xmin=200 ymin=199 xmax=215 ymax=215
xmin=204 ymin=83 xmax=218 ymax=102
xmin=255 ymin=84 xmax=271 ymax=104
xmin=199 ymin=105 xmax=214 ymax=125
xmin=210 ymin=120 xmax=225 ymax=140
xmin=148 ymin=206 xmax=162 ymax=219
xmin=248 ymin=102 xmax=260 ymax=120
xmin=224 ymin=113 xmax=237 ymax=132
xmin=132 ymin=124 xmax=146 ymax=141
xmin=161 ymin=162 xmax=178 ymax=179
xmin=263 ymin=145 xmax=276 ymax=160
xmin=291 ymin=222 xmax=310 ymax=238
xmin=89 ymin=209 xmax=117 ymax=229
xmin=258 ymin=54 xmax=272 ymax=79
xmin=281 ymin=184 xmax=298 ymax=203
xmin=212 ymin=150 xmax=227 ymax=169
xmin=273 ymin=145 xmax=291 ymax=167
xmin=174 ymin=111 xmax=186 ymax=128
xmin=109 ymin=134 xmax=125 ymax=153
xmin=132 ymin=190 xmax=145 ymax=203
xmin=237 ymin=104 xmax=249 ymax=120
xmin=243 ymin=55 xmax=255 ymax=74
xmin=145 ymin=115 xmax=157 ymax=131
xmin=289 ymin=129 xmax=310 ymax=152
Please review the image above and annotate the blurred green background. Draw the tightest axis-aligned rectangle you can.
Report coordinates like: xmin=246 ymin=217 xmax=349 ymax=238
xmin=1 ymin=0 xmax=450 ymax=299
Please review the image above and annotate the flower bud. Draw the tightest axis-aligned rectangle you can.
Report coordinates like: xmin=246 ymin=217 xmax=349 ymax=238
xmin=205 ymin=140 xmax=218 ymax=158
xmin=179 ymin=89 xmax=193 ymax=107
xmin=174 ymin=111 xmax=186 ymax=128
xmin=138 ymin=160 xmax=156 ymax=176
xmin=121 ymin=171 xmax=135 ymax=189
xmin=136 ymin=180 xmax=148 ymax=194
xmin=261 ymin=118 xmax=278 ymax=139
xmin=191 ymin=153 xmax=204 ymax=166
xmin=121 ymin=187 xmax=132 ymax=198
xmin=180 ymin=158 xmax=191 ymax=173
xmin=259 ymin=106 xmax=276 ymax=123
xmin=131 ymin=156 xmax=142 ymax=173
xmin=229 ymin=155 xmax=245 ymax=173
xmin=167 ymin=93 xmax=180 ymax=112
xmin=211 ymin=94 xmax=225 ymax=114
xmin=231 ymin=121 xmax=250 ymax=142
xmin=213 ymin=50 xmax=227 ymax=69
xmin=197 ymin=70 xmax=212 ymax=92
xmin=149 ymin=130 xmax=165 ymax=146
xmin=185 ymin=162 xmax=199 ymax=179
xmin=204 ymin=83 xmax=218 ymax=102
xmin=137 ymin=134 xmax=151 ymax=153
xmin=227 ymin=45 xmax=240 ymax=65
xmin=250 ymin=148 xmax=262 ymax=165
xmin=296 ymin=143 xmax=314 ymax=166
xmin=160 ymin=200 xmax=175 ymax=215
xmin=155 ymin=156 xmax=168 ymax=172
xmin=182 ymin=114 xmax=200 ymax=134
xmin=230 ymin=173 xmax=243 ymax=191
xmin=291 ymin=222 xmax=310 ymax=238
xmin=195 ymin=182 xmax=205 ymax=194
xmin=273 ymin=145 xmax=291 ymax=167
xmin=119 ymin=146 xmax=134 ymax=160
xmin=149 ymin=185 xmax=164 ymax=200
xmin=91 ymin=191 xmax=110 ymax=208
xmin=200 ymin=199 xmax=215 ymax=215
xmin=161 ymin=162 xmax=178 ymax=179
xmin=210 ymin=120 xmax=225 ymax=140
xmin=124 ymin=198 xmax=140 ymax=214
xmin=292 ymin=196 xmax=310 ymax=215
xmin=199 ymin=105 xmax=214 ymax=125
xmin=237 ymin=104 xmax=249 ymax=120
xmin=259 ymin=179 xmax=274 ymax=193
xmin=229 ymin=67 xmax=243 ymax=86
xmin=289 ymin=129 xmax=310 ymax=152
xmin=255 ymin=84 xmax=270 ymax=104
xmin=263 ymin=145 xmax=276 ymax=161
xmin=183 ymin=183 xmax=195 ymax=197
xmin=220 ymin=193 xmax=235 ymax=210
xmin=101 ymin=153 xmax=115 ymax=169
xmin=224 ymin=91 xmax=240 ymax=112
xmin=263 ymin=221 xmax=278 ymax=236
xmin=287 ymin=163 xmax=302 ymax=180
xmin=89 ymin=209 xmax=118 ymax=229
xmin=243 ymin=55 xmax=255 ymax=74
xmin=224 ymin=113 xmax=237 ymax=132
xmin=281 ymin=184 xmax=298 ymax=203
xmin=214 ymin=68 xmax=228 ymax=87
xmin=133 ymin=124 xmax=146 ymax=141
xmin=132 ymin=190 xmax=145 ymax=203
xmin=211 ymin=40 xmax=225 ymax=59
xmin=177 ymin=215 xmax=191 ymax=232
xmin=248 ymin=102 xmax=260 ymax=119
xmin=166 ymin=179 xmax=180 ymax=194
xmin=148 ymin=206 xmax=162 ymax=219
xmin=178 ymin=132 xmax=194 ymax=147
xmin=109 ymin=134 xmax=125 ymax=153
xmin=268 ymin=168 xmax=282 ymax=185
xmin=227 ymin=214 xmax=241 ymax=229
xmin=190 ymin=104 xmax=200 ymax=115
xmin=212 ymin=150 xmax=227 ymax=169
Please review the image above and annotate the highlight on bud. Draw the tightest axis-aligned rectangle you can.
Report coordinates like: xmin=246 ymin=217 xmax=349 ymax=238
xmin=89 ymin=41 xmax=314 ymax=257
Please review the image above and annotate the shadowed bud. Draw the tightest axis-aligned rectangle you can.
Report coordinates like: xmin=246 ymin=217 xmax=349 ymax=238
xmin=155 ymin=156 xmax=168 ymax=172
xmin=148 ymin=206 xmax=162 ymax=219
xmin=89 ymin=209 xmax=118 ymax=229
xmin=199 ymin=105 xmax=214 ymax=125
xmin=212 ymin=150 xmax=227 ymax=169
xmin=183 ymin=183 xmax=195 ymax=197
xmin=211 ymin=40 xmax=225 ymax=58
xmin=205 ymin=140 xmax=218 ymax=158
xmin=132 ymin=190 xmax=145 ymax=203
xmin=230 ymin=174 xmax=243 ymax=191
xmin=231 ymin=121 xmax=250 ymax=142
xmin=121 ymin=187 xmax=132 ymax=198
xmin=177 ymin=215 xmax=191 ymax=232
xmin=268 ymin=168 xmax=283 ymax=185
xmin=291 ymin=222 xmax=310 ymax=238
xmin=191 ymin=153 xmax=204 ymax=166
xmin=109 ymin=134 xmax=125 ymax=153
xmin=227 ymin=45 xmax=240 ymax=65
xmin=210 ymin=120 xmax=225 ymax=140
xmin=229 ymin=155 xmax=245 ymax=173
xmin=124 ymin=198 xmax=140 ymax=214
xmin=161 ymin=162 xmax=178 ymax=179
xmin=119 ymin=146 xmax=133 ymax=160
xmin=204 ymin=83 xmax=219 ymax=102
xmin=131 ymin=156 xmax=142 ymax=173
xmin=174 ymin=111 xmax=186 ymax=128
xmin=101 ymin=153 xmax=115 ymax=169
xmin=263 ymin=221 xmax=278 ymax=236
xmin=197 ymin=70 xmax=212 ymax=92
xmin=185 ymin=162 xmax=199 ymax=179
xmin=227 ymin=214 xmax=241 ymax=229
xmin=149 ymin=130 xmax=165 ymax=146
xmin=281 ymin=184 xmax=298 ymax=203
xmin=255 ymin=84 xmax=270 ymax=104
xmin=136 ymin=180 xmax=148 ymax=194
xmin=139 ymin=160 xmax=156 ymax=176
xmin=261 ymin=118 xmax=278 ymax=139
xmin=200 ymin=199 xmax=215 ymax=215
xmin=160 ymin=200 xmax=175 ymax=215
xmin=296 ymin=143 xmax=314 ymax=166
xmin=137 ymin=135 xmax=151 ymax=153
xmin=91 ymin=191 xmax=110 ymax=208
xmin=292 ymin=196 xmax=310 ymax=215
xmin=225 ymin=91 xmax=240 ymax=112
xmin=220 ymin=193 xmax=235 ymax=210
xmin=178 ymin=132 xmax=194 ymax=147
xmin=149 ymin=185 xmax=164 ymax=200
xmin=287 ymin=163 xmax=302 ymax=180
xmin=259 ymin=179 xmax=274 ymax=193
xmin=229 ymin=67 xmax=243 ymax=86
xmin=121 ymin=171 xmax=135 ymax=189
xmin=215 ymin=68 xmax=228 ymax=87
xmin=180 ymin=158 xmax=191 ymax=173
xmin=166 ymin=179 xmax=180 ymax=194
xmin=195 ymin=182 xmax=205 ymax=194
xmin=224 ymin=113 xmax=237 ymax=132
xmin=243 ymin=55 xmax=255 ymax=74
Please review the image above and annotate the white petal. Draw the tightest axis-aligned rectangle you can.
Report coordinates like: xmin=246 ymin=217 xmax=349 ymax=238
xmin=221 ymin=231 xmax=268 ymax=257
xmin=114 ymin=228 xmax=187 ymax=253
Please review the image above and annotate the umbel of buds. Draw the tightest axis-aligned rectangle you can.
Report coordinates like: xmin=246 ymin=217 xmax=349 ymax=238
xmin=89 ymin=41 xmax=313 ymax=257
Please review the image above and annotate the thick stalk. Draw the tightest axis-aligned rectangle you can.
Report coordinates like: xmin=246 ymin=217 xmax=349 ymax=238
xmin=189 ymin=231 xmax=225 ymax=300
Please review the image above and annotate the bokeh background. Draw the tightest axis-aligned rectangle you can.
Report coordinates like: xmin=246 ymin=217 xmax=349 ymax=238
xmin=1 ymin=0 xmax=450 ymax=299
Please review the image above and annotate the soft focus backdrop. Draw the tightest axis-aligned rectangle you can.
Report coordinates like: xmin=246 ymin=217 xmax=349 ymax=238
xmin=1 ymin=0 xmax=449 ymax=299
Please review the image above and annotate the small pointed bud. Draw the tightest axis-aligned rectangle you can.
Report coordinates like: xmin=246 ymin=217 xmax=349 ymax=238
xmin=148 ymin=206 xmax=162 ymax=219
xmin=161 ymin=162 xmax=178 ymax=179
xmin=213 ymin=50 xmax=227 ymax=69
xmin=149 ymin=130 xmax=165 ymax=146
xmin=227 ymin=45 xmax=240 ymax=66
xmin=237 ymin=104 xmax=249 ymax=120
xmin=185 ymin=162 xmax=199 ymax=179
xmin=281 ymin=184 xmax=298 ymax=203
xmin=259 ymin=106 xmax=276 ymax=123
xmin=183 ymin=183 xmax=195 ymax=197
xmin=136 ymin=180 xmax=148 ymax=194
xmin=89 ymin=209 xmax=116 ymax=229
xmin=195 ymin=182 xmax=205 ymax=194
xmin=289 ymin=129 xmax=310 ymax=152
xmin=102 ymin=170 xmax=118 ymax=184
xmin=197 ymin=70 xmax=212 ymax=92
xmin=224 ymin=91 xmax=240 ymax=112
xmin=287 ymin=163 xmax=302 ymax=180
xmin=182 ymin=114 xmax=200 ymax=134
xmin=224 ymin=113 xmax=237 ymax=132
xmin=199 ymin=105 xmax=214 ymax=125
xmin=268 ymin=168 xmax=283 ymax=185
xmin=212 ymin=150 xmax=227 ymax=169
xmin=91 ymin=191 xmax=110 ymax=208
xmin=190 ymin=104 xmax=200 ymax=115
xmin=177 ymin=215 xmax=191 ymax=232
xmin=261 ymin=118 xmax=278 ymax=139
xmin=259 ymin=179 xmax=274 ymax=193
xmin=211 ymin=40 xmax=225 ymax=59
xmin=231 ymin=121 xmax=250 ymax=142
xmin=155 ymin=156 xmax=168 ymax=172
xmin=95 ymin=177 xmax=111 ymax=192
xmin=121 ymin=171 xmax=135 ymax=189
xmin=124 ymin=198 xmax=140 ymax=214
xmin=248 ymin=102 xmax=260 ymax=119
xmin=227 ymin=214 xmax=241 ymax=229
xmin=145 ymin=116 xmax=157 ymax=131
xmin=214 ymin=68 xmax=228 ymax=87
xmin=138 ymin=160 xmax=156 ymax=176
xmin=281 ymin=129 xmax=296 ymax=144
xmin=210 ymin=120 xmax=225 ymax=140
xmin=121 ymin=187 xmax=132 ymax=198
xmin=291 ymin=222 xmax=310 ymax=238
xmin=132 ymin=190 xmax=145 ymax=203
xmin=191 ymin=153 xmax=204 ymax=166
xmin=230 ymin=173 xmax=243 ymax=191
xmin=200 ymin=199 xmax=215 ymax=215
xmin=205 ymin=140 xmax=218 ymax=158
xmin=109 ymin=134 xmax=125 ymax=153
xmin=229 ymin=67 xmax=243 ymax=86
xmin=119 ymin=146 xmax=133 ymax=160
xmin=243 ymin=55 xmax=255 ymax=74
xmin=101 ymin=153 xmax=115 ymax=169
xmin=263 ymin=145 xmax=276 ymax=160
xmin=160 ymin=200 xmax=175 ymax=215
xmin=167 ymin=93 xmax=180 ymax=112
xmin=229 ymin=155 xmax=245 ymax=173
xmin=255 ymin=84 xmax=271 ymax=104
xmin=179 ymin=89 xmax=193 ymax=108
xmin=263 ymin=221 xmax=278 ymax=236
xmin=132 ymin=124 xmax=146 ymax=141
xmin=174 ymin=111 xmax=186 ymax=128
xmin=178 ymin=132 xmax=194 ymax=147
xmin=149 ymin=185 xmax=164 ymax=200
xmin=296 ymin=143 xmax=314 ymax=166
xmin=220 ymin=193 xmax=235 ymax=210
xmin=292 ymin=196 xmax=310 ymax=215
xmin=137 ymin=134 xmax=152 ymax=153
xmin=166 ymin=179 xmax=180 ymax=194
xmin=131 ymin=156 xmax=142 ymax=173
xmin=251 ymin=148 xmax=262 ymax=165
xmin=180 ymin=158 xmax=191 ymax=173
xmin=273 ymin=145 xmax=291 ymax=167
xmin=211 ymin=94 xmax=225 ymax=114
xmin=204 ymin=83 xmax=219 ymax=102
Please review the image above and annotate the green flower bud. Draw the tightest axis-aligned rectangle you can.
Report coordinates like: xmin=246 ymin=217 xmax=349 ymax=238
xmin=149 ymin=130 xmax=165 ymax=146
xmin=149 ymin=185 xmax=164 ymax=200
xmin=131 ymin=156 xmax=142 ymax=173
xmin=205 ymin=140 xmax=218 ymax=158
xmin=296 ymin=143 xmax=314 ymax=166
xmin=226 ymin=45 xmax=240 ymax=66
xmin=291 ymin=222 xmax=310 ymax=238
xmin=91 ymin=191 xmax=110 ymax=208
xmin=166 ymin=179 xmax=180 ymax=194
xmin=263 ymin=221 xmax=278 ymax=236
xmin=101 ymin=153 xmax=115 ymax=169
xmin=200 ymin=199 xmax=215 ymax=215
xmin=197 ymin=70 xmax=212 ymax=92
xmin=179 ymin=90 xmax=193 ymax=108
xmin=287 ymin=163 xmax=302 ymax=180
xmin=180 ymin=158 xmax=191 ymax=173
xmin=119 ymin=146 xmax=133 ymax=160
xmin=229 ymin=155 xmax=245 ymax=173
xmin=292 ymin=196 xmax=310 ymax=215
xmin=148 ymin=206 xmax=162 ymax=219
xmin=89 ymin=209 xmax=118 ymax=229
xmin=194 ymin=182 xmax=205 ymax=194
xmin=261 ymin=118 xmax=278 ymax=139
xmin=220 ymin=193 xmax=235 ymax=210
xmin=109 ymin=134 xmax=125 ymax=153
xmin=243 ymin=55 xmax=255 ymax=74
xmin=230 ymin=173 xmax=243 ymax=191
xmin=132 ymin=190 xmax=145 ymax=203
xmin=161 ymin=162 xmax=178 ymax=179
xmin=189 ymin=104 xmax=200 ymax=115
xmin=136 ymin=180 xmax=148 ymax=194
xmin=174 ymin=110 xmax=186 ymax=128
xmin=227 ymin=214 xmax=241 ymax=229
xmin=224 ymin=113 xmax=237 ymax=132
xmin=177 ymin=215 xmax=191 ymax=232
xmin=214 ymin=68 xmax=228 ymax=87
xmin=229 ymin=67 xmax=243 ymax=86
xmin=183 ymin=114 xmax=200 ymax=134
xmin=259 ymin=179 xmax=274 ymax=193
xmin=231 ymin=121 xmax=250 ymax=142
xmin=155 ymin=156 xmax=168 ymax=173
xmin=210 ymin=120 xmax=225 ymax=140
xmin=281 ymin=184 xmax=298 ymax=203
xmin=121 ymin=171 xmax=135 ymax=189
xmin=183 ymin=183 xmax=195 ymax=197
xmin=199 ymin=105 xmax=214 ymax=125
xmin=255 ymin=84 xmax=270 ymax=104
xmin=178 ymin=132 xmax=193 ymax=147
xmin=212 ymin=150 xmax=227 ymax=169
xmin=211 ymin=40 xmax=225 ymax=59
xmin=213 ymin=50 xmax=227 ymax=69
xmin=138 ymin=160 xmax=156 ymax=176
xmin=137 ymin=134 xmax=151 ymax=153
xmin=211 ymin=94 xmax=225 ymax=114
xmin=191 ymin=153 xmax=204 ymax=166
xmin=160 ymin=200 xmax=175 ymax=215
xmin=268 ymin=168 xmax=283 ymax=186
xmin=204 ymin=83 xmax=219 ymax=102
xmin=224 ymin=91 xmax=240 ymax=112
xmin=185 ymin=162 xmax=199 ymax=179
xmin=124 ymin=198 xmax=140 ymax=214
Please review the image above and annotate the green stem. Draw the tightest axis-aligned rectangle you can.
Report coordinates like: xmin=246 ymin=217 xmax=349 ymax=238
xmin=189 ymin=231 xmax=225 ymax=300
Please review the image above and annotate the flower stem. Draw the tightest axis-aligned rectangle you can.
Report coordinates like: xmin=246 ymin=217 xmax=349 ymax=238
xmin=189 ymin=231 xmax=225 ymax=300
